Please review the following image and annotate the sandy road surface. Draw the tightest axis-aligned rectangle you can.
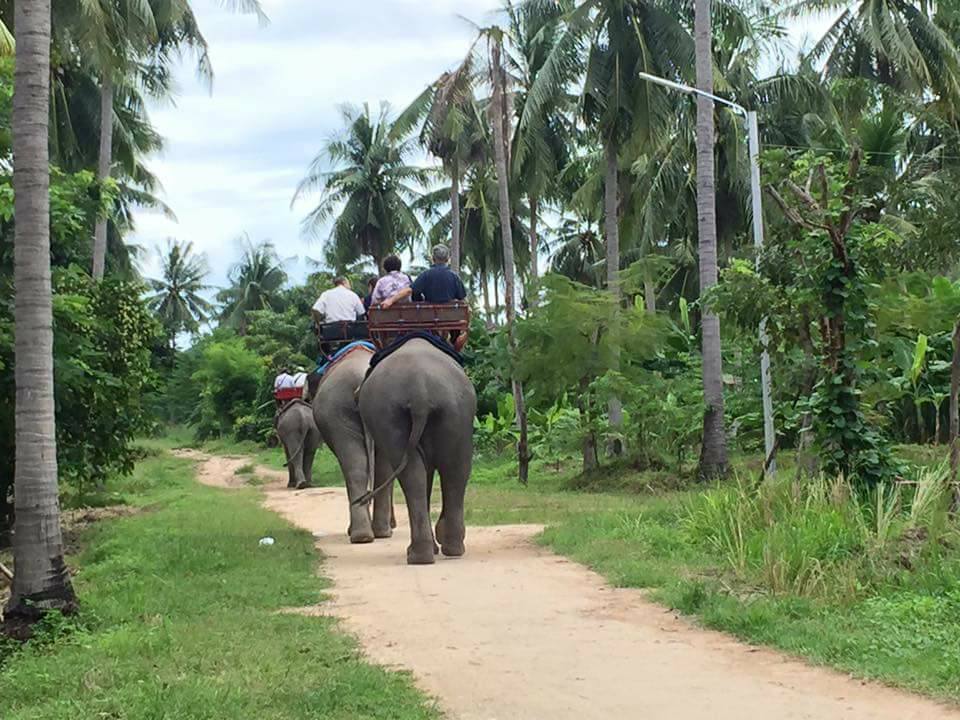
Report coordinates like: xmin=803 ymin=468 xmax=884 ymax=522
xmin=184 ymin=450 xmax=960 ymax=720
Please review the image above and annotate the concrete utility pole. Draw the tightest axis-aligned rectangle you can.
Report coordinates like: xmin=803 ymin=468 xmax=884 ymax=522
xmin=637 ymin=71 xmax=777 ymax=476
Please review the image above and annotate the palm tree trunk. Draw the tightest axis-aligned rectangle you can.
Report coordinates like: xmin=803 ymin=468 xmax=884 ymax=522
xmin=695 ymin=0 xmax=728 ymax=480
xmin=491 ymin=35 xmax=529 ymax=484
xmin=950 ymin=320 xmax=960 ymax=511
xmin=528 ymin=193 xmax=539 ymax=307
xmin=644 ymin=277 xmax=656 ymax=314
xmin=481 ymin=270 xmax=491 ymax=323
xmin=6 ymin=0 xmax=77 ymax=634
xmin=92 ymin=72 xmax=113 ymax=281
xmin=604 ymin=139 xmax=623 ymax=456
xmin=450 ymin=159 xmax=461 ymax=273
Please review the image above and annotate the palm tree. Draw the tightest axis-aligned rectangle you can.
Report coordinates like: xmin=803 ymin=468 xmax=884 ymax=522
xmin=217 ymin=237 xmax=287 ymax=334
xmin=794 ymin=0 xmax=960 ymax=102
xmin=5 ymin=0 xmax=78 ymax=631
xmin=394 ymin=53 xmax=487 ymax=274
xmin=293 ymin=103 xmax=429 ymax=272
xmin=489 ymin=27 xmax=530 ymax=484
xmin=695 ymin=0 xmax=728 ymax=479
xmin=147 ymin=239 xmax=213 ymax=350
xmin=506 ymin=0 xmax=574 ymax=298
xmin=82 ymin=0 xmax=267 ymax=280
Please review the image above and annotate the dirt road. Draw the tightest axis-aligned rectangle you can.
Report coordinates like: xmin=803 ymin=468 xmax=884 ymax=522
xmin=186 ymin=450 xmax=960 ymax=720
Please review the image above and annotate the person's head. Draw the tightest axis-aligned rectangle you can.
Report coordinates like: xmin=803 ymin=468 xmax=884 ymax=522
xmin=384 ymin=254 xmax=402 ymax=273
xmin=432 ymin=244 xmax=450 ymax=265
xmin=366 ymin=276 xmax=378 ymax=292
xmin=334 ymin=276 xmax=349 ymax=289
xmin=294 ymin=366 xmax=306 ymax=374
xmin=280 ymin=366 xmax=291 ymax=375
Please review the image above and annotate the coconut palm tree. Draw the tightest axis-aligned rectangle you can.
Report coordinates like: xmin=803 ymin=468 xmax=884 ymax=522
xmin=506 ymin=0 xmax=575 ymax=296
xmin=695 ymin=0 xmax=728 ymax=479
xmin=217 ymin=237 xmax=288 ymax=334
xmin=78 ymin=0 xmax=267 ymax=280
xmin=293 ymin=103 xmax=430 ymax=272
xmin=147 ymin=239 xmax=213 ymax=350
xmin=487 ymin=27 xmax=531 ymax=484
xmin=792 ymin=0 xmax=960 ymax=102
xmin=5 ymin=0 xmax=77 ymax=631
xmin=394 ymin=52 xmax=487 ymax=274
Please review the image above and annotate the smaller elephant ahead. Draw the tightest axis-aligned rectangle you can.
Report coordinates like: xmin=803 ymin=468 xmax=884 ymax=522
xmin=276 ymin=399 xmax=322 ymax=489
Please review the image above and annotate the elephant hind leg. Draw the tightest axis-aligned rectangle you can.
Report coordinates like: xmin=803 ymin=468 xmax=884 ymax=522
xmin=397 ymin=454 xmax=435 ymax=565
xmin=436 ymin=455 xmax=470 ymax=558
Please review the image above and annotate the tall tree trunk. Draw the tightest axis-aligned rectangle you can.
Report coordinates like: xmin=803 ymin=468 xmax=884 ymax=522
xmin=528 ymin=193 xmax=539 ymax=308
xmin=490 ymin=36 xmax=529 ymax=484
xmin=695 ymin=0 xmax=728 ymax=480
xmin=6 ymin=0 xmax=78 ymax=635
xmin=493 ymin=277 xmax=500 ymax=324
xmin=796 ymin=311 xmax=819 ymax=477
xmin=578 ymin=376 xmax=599 ymax=473
xmin=604 ymin=139 xmax=623 ymax=456
xmin=481 ymin=270 xmax=491 ymax=324
xmin=950 ymin=320 xmax=960 ymax=511
xmin=644 ymin=277 xmax=656 ymax=314
xmin=92 ymin=72 xmax=113 ymax=280
xmin=450 ymin=159 xmax=461 ymax=273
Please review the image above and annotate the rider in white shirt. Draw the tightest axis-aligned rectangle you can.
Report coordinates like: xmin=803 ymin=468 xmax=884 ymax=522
xmin=274 ymin=368 xmax=295 ymax=391
xmin=311 ymin=277 xmax=365 ymax=325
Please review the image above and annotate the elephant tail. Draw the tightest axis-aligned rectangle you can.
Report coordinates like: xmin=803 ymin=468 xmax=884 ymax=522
xmin=283 ymin=435 xmax=306 ymax=469
xmin=352 ymin=406 xmax=428 ymax=507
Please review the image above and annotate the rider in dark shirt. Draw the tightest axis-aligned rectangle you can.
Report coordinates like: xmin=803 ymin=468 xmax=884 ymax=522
xmin=381 ymin=244 xmax=466 ymax=307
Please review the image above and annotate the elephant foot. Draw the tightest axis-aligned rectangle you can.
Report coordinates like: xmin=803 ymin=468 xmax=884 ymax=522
xmin=435 ymin=517 xmax=464 ymax=557
xmin=296 ymin=481 xmax=312 ymax=490
xmin=406 ymin=543 xmax=436 ymax=565
xmin=373 ymin=525 xmax=393 ymax=539
xmin=350 ymin=530 xmax=375 ymax=544
xmin=287 ymin=481 xmax=298 ymax=489
xmin=441 ymin=541 xmax=465 ymax=557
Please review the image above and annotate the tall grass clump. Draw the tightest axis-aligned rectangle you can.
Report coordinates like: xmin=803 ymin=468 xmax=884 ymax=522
xmin=683 ymin=464 xmax=958 ymax=602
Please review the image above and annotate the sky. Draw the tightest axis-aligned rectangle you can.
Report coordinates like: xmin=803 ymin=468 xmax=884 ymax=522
xmin=130 ymin=0 xmax=835 ymax=291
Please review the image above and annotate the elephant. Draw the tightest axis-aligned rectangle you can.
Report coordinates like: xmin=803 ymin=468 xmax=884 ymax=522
xmin=275 ymin=399 xmax=322 ymax=490
xmin=312 ymin=347 xmax=394 ymax=543
xmin=358 ymin=338 xmax=477 ymax=565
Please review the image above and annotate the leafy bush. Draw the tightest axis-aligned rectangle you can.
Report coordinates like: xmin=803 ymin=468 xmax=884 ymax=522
xmin=192 ymin=338 xmax=266 ymax=440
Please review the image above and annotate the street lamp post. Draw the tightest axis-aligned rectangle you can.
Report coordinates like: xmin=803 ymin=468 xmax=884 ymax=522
xmin=637 ymin=71 xmax=776 ymax=476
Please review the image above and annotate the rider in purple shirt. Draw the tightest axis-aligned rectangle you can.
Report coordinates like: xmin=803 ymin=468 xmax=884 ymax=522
xmin=371 ymin=255 xmax=412 ymax=306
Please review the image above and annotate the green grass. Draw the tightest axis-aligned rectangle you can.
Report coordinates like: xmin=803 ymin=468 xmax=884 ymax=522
xmin=0 ymin=450 xmax=438 ymax=720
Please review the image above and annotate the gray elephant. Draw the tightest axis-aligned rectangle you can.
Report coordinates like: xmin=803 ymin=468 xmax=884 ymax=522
xmin=275 ymin=399 xmax=322 ymax=489
xmin=312 ymin=347 xmax=394 ymax=543
xmin=358 ymin=338 xmax=476 ymax=565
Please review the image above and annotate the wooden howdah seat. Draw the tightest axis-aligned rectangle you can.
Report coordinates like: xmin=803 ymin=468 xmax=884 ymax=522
xmin=367 ymin=302 xmax=470 ymax=352
xmin=316 ymin=320 xmax=370 ymax=355
xmin=273 ymin=386 xmax=303 ymax=403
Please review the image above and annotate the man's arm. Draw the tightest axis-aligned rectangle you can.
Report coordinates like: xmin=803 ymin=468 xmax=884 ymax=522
xmin=454 ymin=275 xmax=467 ymax=301
xmin=354 ymin=293 xmax=365 ymax=319
xmin=381 ymin=287 xmax=412 ymax=309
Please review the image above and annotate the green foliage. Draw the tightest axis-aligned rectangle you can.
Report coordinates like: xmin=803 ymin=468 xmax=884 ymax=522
xmin=0 ymin=164 xmax=147 ymax=527
xmin=191 ymin=337 xmax=266 ymax=441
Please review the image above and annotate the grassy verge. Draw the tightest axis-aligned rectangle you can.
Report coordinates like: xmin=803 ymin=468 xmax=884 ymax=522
xmin=0 ymin=448 xmax=438 ymax=720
